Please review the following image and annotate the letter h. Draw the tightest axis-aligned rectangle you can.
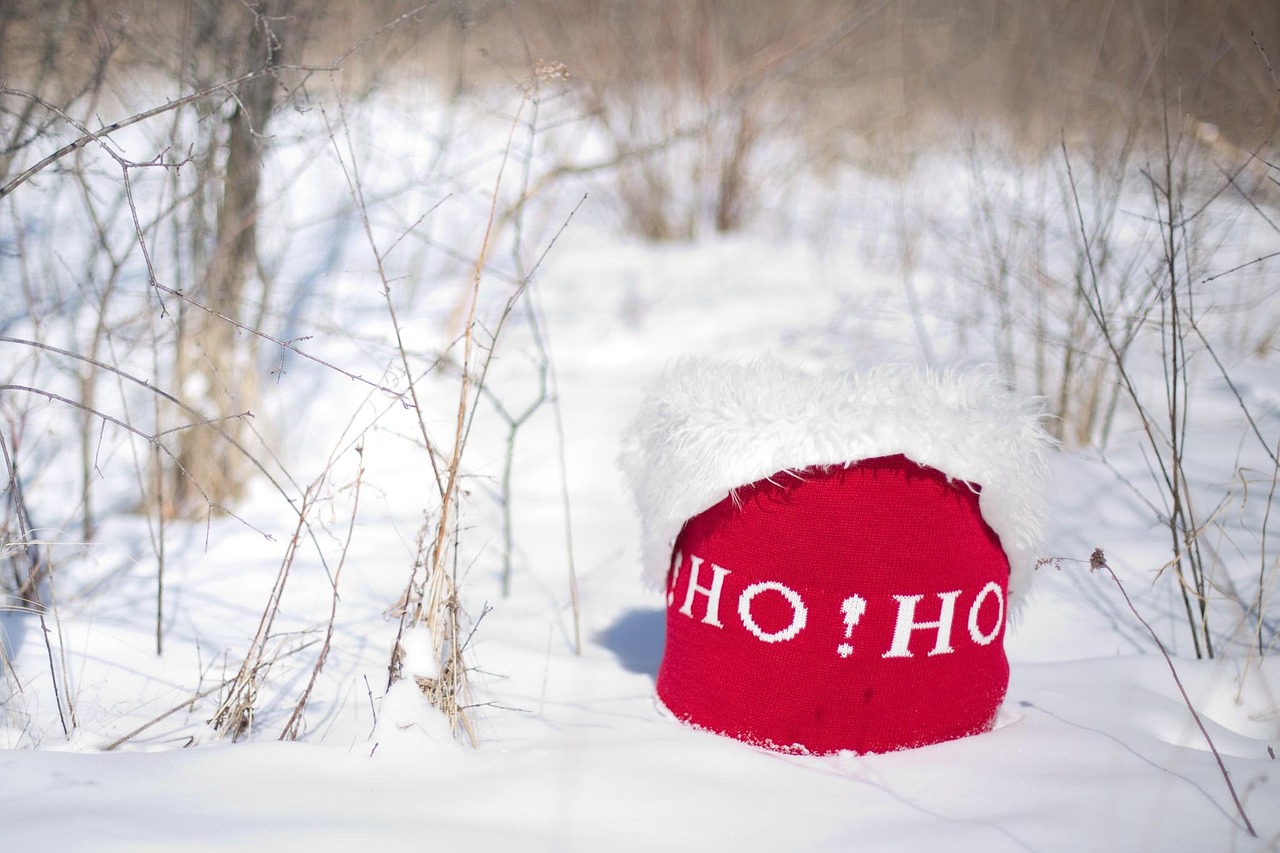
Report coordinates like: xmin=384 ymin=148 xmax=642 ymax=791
xmin=882 ymin=590 xmax=961 ymax=658
xmin=678 ymin=555 xmax=729 ymax=628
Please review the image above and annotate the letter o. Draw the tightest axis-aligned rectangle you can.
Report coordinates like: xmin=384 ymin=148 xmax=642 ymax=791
xmin=738 ymin=581 xmax=807 ymax=643
xmin=967 ymin=581 xmax=1005 ymax=646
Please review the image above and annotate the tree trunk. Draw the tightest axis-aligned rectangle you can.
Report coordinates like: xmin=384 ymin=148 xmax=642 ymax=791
xmin=169 ymin=2 xmax=288 ymax=516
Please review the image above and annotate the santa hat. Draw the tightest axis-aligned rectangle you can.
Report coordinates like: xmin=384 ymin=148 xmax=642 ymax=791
xmin=619 ymin=360 xmax=1053 ymax=755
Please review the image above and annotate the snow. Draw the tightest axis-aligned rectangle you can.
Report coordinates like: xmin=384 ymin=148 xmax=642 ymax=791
xmin=2 ymin=81 xmax=1279 ymax=852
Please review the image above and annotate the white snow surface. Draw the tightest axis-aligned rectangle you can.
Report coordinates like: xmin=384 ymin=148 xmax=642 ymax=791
xmin=2 ymin=86 xmax=1279 ymax=853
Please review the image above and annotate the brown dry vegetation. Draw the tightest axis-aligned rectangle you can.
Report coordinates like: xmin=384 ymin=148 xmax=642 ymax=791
xmin=497 ymin=0 xmax=1279 ymax=149
xmin=494 ymin=1 xmax=1280 ymax=242
xmin=6 ymin=1 xmax=1276 ymax=243
xmin=4 ymin=1 xmax=1277 ymax=147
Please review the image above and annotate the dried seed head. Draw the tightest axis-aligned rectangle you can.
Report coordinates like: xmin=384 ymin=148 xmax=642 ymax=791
xmin=534 ymin=59 xmax=570 ymax=84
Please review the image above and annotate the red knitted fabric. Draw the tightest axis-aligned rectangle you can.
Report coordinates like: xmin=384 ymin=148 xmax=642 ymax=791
xmin=656 ymin=455 xmax=1011 ymax=755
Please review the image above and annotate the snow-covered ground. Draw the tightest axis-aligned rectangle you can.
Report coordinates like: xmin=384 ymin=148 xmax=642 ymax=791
xmin=2 ymin=80 xmax=1278 ymax=852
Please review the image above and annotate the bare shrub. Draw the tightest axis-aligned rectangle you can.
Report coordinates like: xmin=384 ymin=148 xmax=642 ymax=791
xmin=1 ymin=1 xmax=542 ymax=746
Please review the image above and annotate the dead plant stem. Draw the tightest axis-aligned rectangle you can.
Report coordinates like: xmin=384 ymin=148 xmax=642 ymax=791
xmin=1086 ymin=549 xmax=1256 ymax=838
xmin=280 ymin=449 xmax=364 ymax=741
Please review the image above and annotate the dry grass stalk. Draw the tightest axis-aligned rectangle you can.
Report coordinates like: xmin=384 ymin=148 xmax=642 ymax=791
xmin=1059 ymin=118 xmax=1220 ymax=658
xmin=382 ymin=67 xmax=584 ymax=740
xmin=399 ymin=91 xmax=531 ymax=747
xmin=210 ymin=483 xmax=319 ymax=741
xmin=1043 ymin=550 xmax=1257 ymax=838
xmin=331 ymin=81 xmax=534 ymax=745
xmin=280 ymin=450 xmax=365 ymax=741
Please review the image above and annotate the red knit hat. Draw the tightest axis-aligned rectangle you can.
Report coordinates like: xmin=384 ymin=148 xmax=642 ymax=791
xmin=620 ymin=361 xmax=1052 ymax=755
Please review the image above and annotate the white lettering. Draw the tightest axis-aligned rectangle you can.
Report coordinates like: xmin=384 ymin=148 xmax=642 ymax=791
xmin=678 ymin=555 xmax=730 ymax=628
xmin=837 ymin=594 xmax=867 ymax=658
xmin=670 ymin=554 xmax=1001 ymax=657
xmin=967 ymin=581 xmax=1004 ymax=646
xmin=738 ymin=581 xmax=808 ymax=643
xmin=667 ymin=550 xmax=682 ymax=607
xmin=883 ymin=590 xmax=961 ymax=658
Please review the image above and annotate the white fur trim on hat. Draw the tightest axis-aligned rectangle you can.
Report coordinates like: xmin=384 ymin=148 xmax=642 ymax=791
xmin=618 ymin=360 xmax=1055 ymax=612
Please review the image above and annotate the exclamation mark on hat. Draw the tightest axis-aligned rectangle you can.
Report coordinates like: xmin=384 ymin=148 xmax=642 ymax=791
xmin=837 ymin=595 xmax=867 ymax=658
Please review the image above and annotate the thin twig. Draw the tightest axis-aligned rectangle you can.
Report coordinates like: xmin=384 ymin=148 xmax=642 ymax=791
xmin=280 ymin=448 xmax=364 ymax=741
xmin=37 ymin=610 xmax=70 ymax=738
xmin=1 ymin=70 xmax=278 ymax=200
xmin=1202 ymin=249 xmax=1280 ymax=284
xmin=1082 ymin=549 xmax=1257 ymax=838
xmin=328 ymin=2 xmax=439 ymax=68
xmin=1185 ymin=321 xmax=1278 ymax=467
xmin=322 ymin=98 xmax=446 ymax=498
xmin=0 ymin=383 xmax=246 ymax=524
xmin=103 ymin=683 xmax=225 ymax=752
xmin=1252 ymin=31 xmax=1280 ymax=94
xmin=210 ymin=481 xmax=319 ymax=740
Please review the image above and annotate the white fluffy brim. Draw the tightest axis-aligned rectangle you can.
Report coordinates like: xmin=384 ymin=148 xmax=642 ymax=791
xmin=618 ymin=360 xmax=1055 ymax=612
